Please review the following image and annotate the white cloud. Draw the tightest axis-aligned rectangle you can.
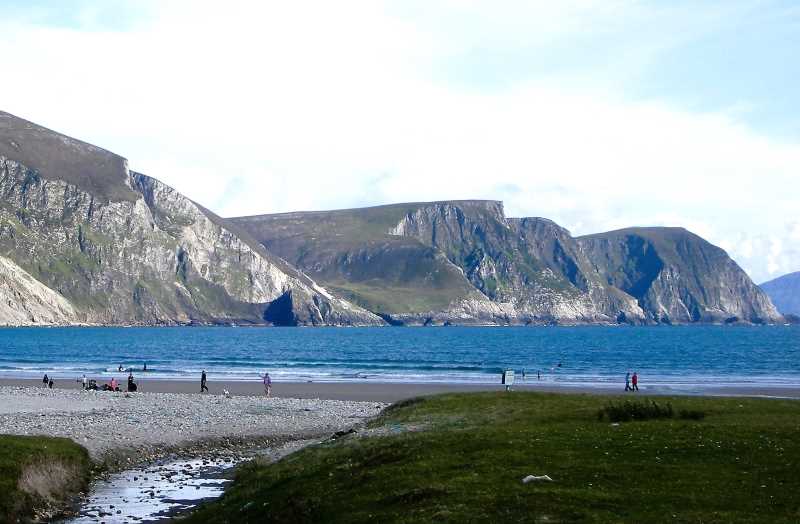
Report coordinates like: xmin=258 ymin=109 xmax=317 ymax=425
xmin=0 ymin=1 xmax=797 ymax=283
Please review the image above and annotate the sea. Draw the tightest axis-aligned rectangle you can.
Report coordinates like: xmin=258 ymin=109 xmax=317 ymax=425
xmin=0 ymin=325 xmax=799 ymax=391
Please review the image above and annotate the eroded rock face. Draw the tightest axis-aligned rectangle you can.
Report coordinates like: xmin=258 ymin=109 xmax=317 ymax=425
xmin=0 ymin=256 xmax=76 ymax=325
xmin=234 ymin=201 xmax=781 ymax=326
xmin=0 ymin=110 xmax=780 ymax=327
xmin=0 ymin=111 xmax=382 ymax=326
xmin=384 ymin=202 xmax=645 ymax=325
xmin=578 ymin=228 xmax=782 ymax=324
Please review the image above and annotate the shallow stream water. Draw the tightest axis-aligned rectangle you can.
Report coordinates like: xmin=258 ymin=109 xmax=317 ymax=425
xmin=61 ymin=440 xmax=314 ymax=524
xmin=62 ymin=456 xmax=239 ymax=523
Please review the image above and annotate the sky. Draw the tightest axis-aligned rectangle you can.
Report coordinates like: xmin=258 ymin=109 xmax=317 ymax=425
xmin=0 ymin=0 xmax=798 ymax=283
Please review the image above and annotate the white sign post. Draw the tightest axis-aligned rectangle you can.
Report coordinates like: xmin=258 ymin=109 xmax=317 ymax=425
xmin=502 ymin=369 xmax=515 ymax=391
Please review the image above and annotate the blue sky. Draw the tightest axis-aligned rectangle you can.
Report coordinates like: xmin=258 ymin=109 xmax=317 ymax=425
xmin=0 ymin=0 xmax=798 ymax=283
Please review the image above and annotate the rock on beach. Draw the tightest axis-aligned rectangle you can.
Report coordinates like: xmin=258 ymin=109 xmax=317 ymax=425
xmin=0 ymin=386 xmax=386 ymax=461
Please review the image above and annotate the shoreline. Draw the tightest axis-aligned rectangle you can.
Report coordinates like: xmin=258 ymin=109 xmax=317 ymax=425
xmin=2 ymin=378 xmax=799 ymax=401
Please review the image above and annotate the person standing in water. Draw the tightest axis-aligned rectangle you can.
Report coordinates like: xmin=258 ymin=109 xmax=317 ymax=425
xmin=632 ymin=372 xmax=639 ymax=392
xmin=263 ymin=372 xmax=272 ymax=397
xmin=625 ymin=372 xmax=632 ymax=392
xmin=143 ymin=363 xmax=147 ymax=372
xmin=201 ymin=370 xmax=209 ymax=393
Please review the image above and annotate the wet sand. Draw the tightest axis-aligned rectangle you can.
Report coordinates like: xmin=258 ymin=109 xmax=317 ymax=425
xmin=2 ymin=378 xmax=798 ymax=402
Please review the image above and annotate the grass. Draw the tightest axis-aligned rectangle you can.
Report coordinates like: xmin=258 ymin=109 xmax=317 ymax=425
xmin=187 ymin=392 xmax=800 ymax=523
xmin=0 ymin=435 xmax=92 ymax=523
xmin=328 ymin=281 xmax=472 ymax=315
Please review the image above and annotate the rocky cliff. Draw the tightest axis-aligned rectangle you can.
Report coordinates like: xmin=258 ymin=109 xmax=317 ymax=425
xmin=0 ymin=255 xmax=77 ymax=326
xmin=232 ymin=203 xmax=493 ymax=324
xmin=760 ymin=272 xmax=800 ymax=317
xmin=578 ymin=228 xmax=781 ymax=324
xmin=0 ymin=110 xmax=780 ymax=327
xmin=0 ymin=110 xmax=382 ymax=326
xmin=233 ymin=201 xmax=781 ymax=325
xmin=383 ymin=201 xmax=644 ymax=324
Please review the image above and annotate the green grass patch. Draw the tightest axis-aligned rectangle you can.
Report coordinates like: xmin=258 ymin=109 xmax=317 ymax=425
xmin=187 ymin=392 xmax=800 ymax=524
xmin=0 ymin=435 xmax=92 ymax=522
xmin=328 ymin=281 xmax=469 ymax=315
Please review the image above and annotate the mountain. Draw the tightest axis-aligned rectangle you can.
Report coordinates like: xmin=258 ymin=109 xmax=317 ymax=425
xmin=231 ymin=201 xmax=781 ymax=325
xmin=760 ymin=272 xmax=800 ymax=316
xmin=0 ymin=110 xmax=780 ymax=327
xmin=0 ymin=110 xmax=382 ymax=326
xmin=578 ymin=228 xmax=780 ymax=324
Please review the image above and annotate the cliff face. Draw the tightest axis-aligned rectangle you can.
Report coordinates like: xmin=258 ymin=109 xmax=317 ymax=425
xmin=0 ymin=110 xmax=779 ymax=327
xmin=233 ymin=201 xmax=780 ymax=326
xmin=0 ymin=255 xmax=77 ymax=326
xmin=578 ymin=228 xmax=782 ymax=324
xmin=385 ymin=202 xmax=644 ymax=324
xmin=760 ymin=272 xmax=800 ymax=317
xmin=0 ymin=111 xmax=382 ymax=326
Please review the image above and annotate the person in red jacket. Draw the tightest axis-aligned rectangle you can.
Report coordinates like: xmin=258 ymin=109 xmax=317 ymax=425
xmin=631 ymin=372 xmax=639 ymax=392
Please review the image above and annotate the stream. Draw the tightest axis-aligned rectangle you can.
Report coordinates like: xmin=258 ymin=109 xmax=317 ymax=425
xmin=61 ymin=440 xmax=315 ymax=523
xmin=62 ymin=456 xmax=239 ymax=523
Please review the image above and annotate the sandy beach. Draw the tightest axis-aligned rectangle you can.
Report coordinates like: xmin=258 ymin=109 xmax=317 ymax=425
xmin=2 ymin=377 xmax=799 ymax=402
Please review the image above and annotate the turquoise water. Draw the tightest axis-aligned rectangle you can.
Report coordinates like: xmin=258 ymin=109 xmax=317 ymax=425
xmin=0 ymin=326 xmax=798 ymax=389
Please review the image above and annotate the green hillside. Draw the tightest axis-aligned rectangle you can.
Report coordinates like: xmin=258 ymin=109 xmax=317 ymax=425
xmin=187 ymin=392 xmax=800 ymax=523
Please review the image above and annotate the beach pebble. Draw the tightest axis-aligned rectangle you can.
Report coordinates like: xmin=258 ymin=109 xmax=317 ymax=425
xmin=0 ymin=386 xmax=387 ymax=461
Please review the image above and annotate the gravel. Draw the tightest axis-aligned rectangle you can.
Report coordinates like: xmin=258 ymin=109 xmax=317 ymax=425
xmin=0 ymin=386 xmax=387 ymax=461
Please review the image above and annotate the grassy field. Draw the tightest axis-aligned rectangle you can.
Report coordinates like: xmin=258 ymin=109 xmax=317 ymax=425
xmin=0 ymin=435 xmax=92 ymax=522
xmin=187 ymin=392 xmax=800 ymax=523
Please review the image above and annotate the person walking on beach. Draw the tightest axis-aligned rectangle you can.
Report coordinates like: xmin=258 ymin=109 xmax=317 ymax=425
xmin=625 ymin=372 xmax=632 ymax=392
xmin=201 ymin=370 xmax=209 ymax=393
xmin=82 ymin=374 xmax=88 ymax=390
xmin=263 ymin=372 xmax=272 ymax=397
xmin=42 ymin=374 xmax=49 ymax=387
xmin=48 ymin=377 xmax=54 ymax=389
xmin=631 ymin=372 xmax=639 ymax=392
